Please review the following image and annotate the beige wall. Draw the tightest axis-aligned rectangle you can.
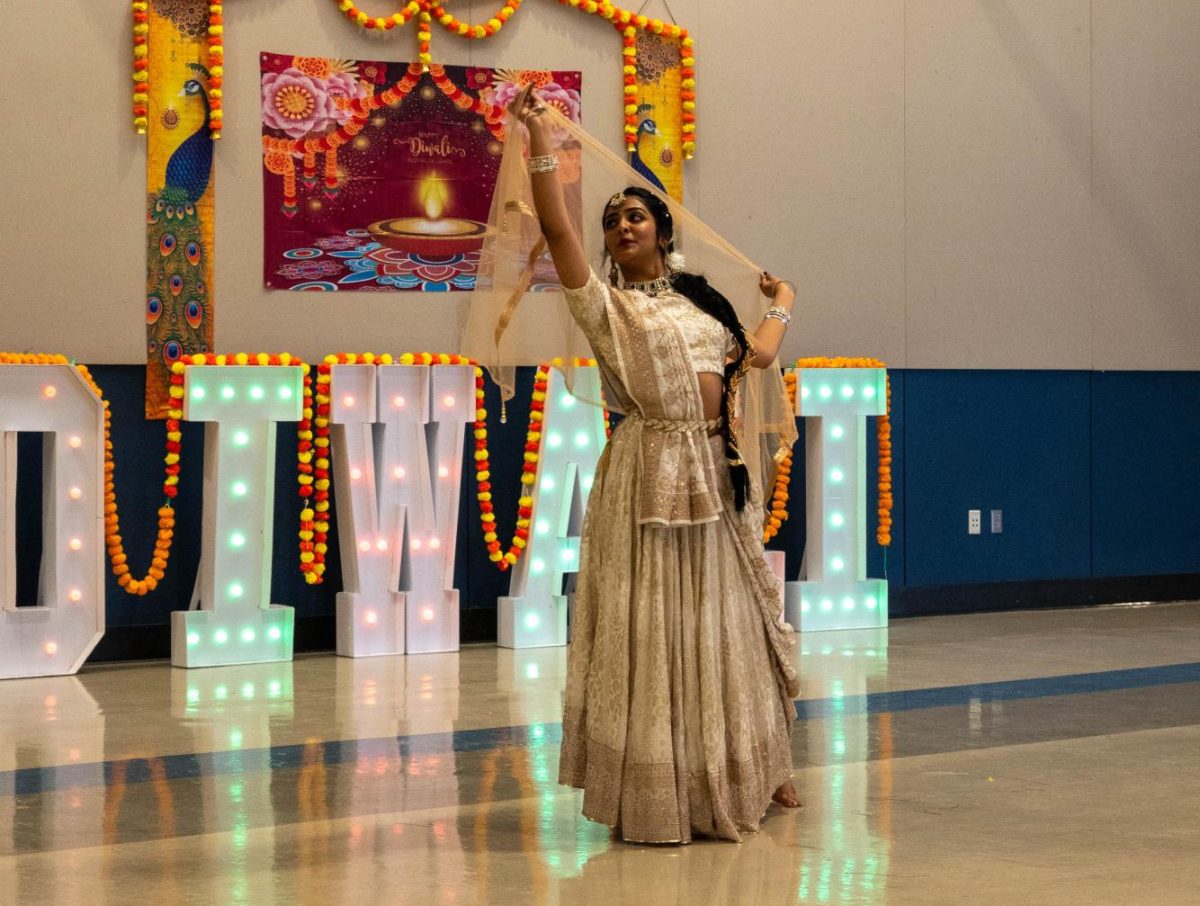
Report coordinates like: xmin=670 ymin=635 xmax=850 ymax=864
xmin=1 ymin=1 xmax=1196 ymax=368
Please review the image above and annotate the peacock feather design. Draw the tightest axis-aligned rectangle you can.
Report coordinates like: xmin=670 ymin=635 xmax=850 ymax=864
xmin=629 ymin=104 xmax=667 ymax=192
xmin=146 ymin=63 xmax=213 ymax=394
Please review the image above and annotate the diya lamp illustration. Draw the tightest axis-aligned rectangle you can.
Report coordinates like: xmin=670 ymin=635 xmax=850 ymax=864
xmin=368 ymin=173 xmax=493 ymax=258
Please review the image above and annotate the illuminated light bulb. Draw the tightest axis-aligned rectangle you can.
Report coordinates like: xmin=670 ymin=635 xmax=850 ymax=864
xmin=531 ymin=558 xmax=545 ymax=574
xmin=221 ymin=385 xmax=234 ymax=400
xmin=830 ymin=424 xmax=844 ymax=439
xmin=228 ymin=582 xmax=244 ymax=599
xmin=268 ymin=680 xmax=282 ymax=696
xmin=411 ymin=538 xmax=423 ymax=551
xmin=393 ymin=395 xmax=406 ymax=408
xmin=800 ymin=599 xmax=811 ymax=613
xmin=442 ymin=394 xmax=455 ymax=407
xmin=44 ymin=641 xmax=58 ymax=655
xmin=68 ymin=435 xmax=82 ymax=448
xmin=249 ymin=386 xmax=264 ymax=400
xmin=831 ymin=557 xmax=845 ymax=572
xmin=376 ymin=538 xmax=389 ymax=551
xmin=233 ymin=430 xmax=249 ymax=446
xmin=44 ymin=696 xmax=57 ymax=708
xmin=186 ymin=687 xmax=201 ymax=704
xmin=547 ymin=433 xmax=562 ymax=448
xmin=841 ymin=385 xmax=854 ymax=398
xmin=819 ymin=385 xmax=832 ymax=399
xmin=358 ymin=540 xmax=371 ymax=552
xmin=350 ymin=467 xmax=363 ymax=481
xmin=524 ymin=612 xmax=540 ymax=629
xmin=230 ymin=532 xmax=246 ymax=548
xmin=821 ymin=598 xmax=833 ymax=612
xmin=420 ymin=607 xmax=435 ymax=622
xmin=365 ymin=611 xmax=378 ymax=625
xmin=241 ymin=628 xmax=255 ymax=643
xmin=428 ymin=537 xmax=441 ymax=550
xmin=342 ymin=394 xmax=355 ymax=407
xmin=583 ymin=475 xmax=594 ymax=490
xmin=830 ymin=468 xmax=844 ymax=483
xmin=536 ymin=520 xmax=550 ymax=535
xmin=240 ymin=681 xmax=254 ymax=698
xmin=863 ymin=386 xmax=876 ymax=399
xmin=230 ymin=730 xmax=244 ymax=747
xmin=830 ymin=512 xmax=845 ymax=527
xmin=267 ymin=626 xmax=282 ymax=641
xmin=43 ymin=385 xmax=57 ymax=399
xmin=68 ymin=537 xmax=83 ymax=551
xmin=393 ymin=465 xmax=406 ymax=479
xmin=192 ymin=386 xmax=206 ymax=400
xmin=68 ymin=589 xmax=83 ymax=603
xmin=866 ymin=596 xmax=878 ymax=609
xmin=842 ymin=596 xmax=856 ymax=610
xmin=232 ymin=481 xmax=248 ymax=497
xmin=437 ymin=465 xmax=449 ymax=478
xmin=575 ymin=431 xmax=590 ymax=447
xmin=560 ymin=394 xmax=576 ymax=408
xmin=541 ymin=475 xmax=555 ymax=492
xmin=801 ymin=386 xmax=811 ymax=399
xmin=279 ymin=386 xmax=293 ymax=399
xmin=186 ymin=632 xmax=199 ymax=646
xmin=562 ymin=548 xmax=575 ymax=562
xmin=214 ymin=629 xmax=229 ymax=644
xmin=526 ymin=663 xmax=540 ymax=680
xmin=215 ymin=685 xmax=228 ymax=699
xmin=68 ymin=486 xmax=82 ymax=500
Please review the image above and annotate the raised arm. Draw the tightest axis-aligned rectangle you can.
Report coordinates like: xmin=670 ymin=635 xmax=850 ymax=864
xmin=746 ymin=274 xmax=796 ymax=368
xmin=510 ymin=87 xmax=591 ymax=290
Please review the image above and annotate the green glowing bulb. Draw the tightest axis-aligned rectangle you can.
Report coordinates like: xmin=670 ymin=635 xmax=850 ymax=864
xmin=279 ymin=386 xmax=293 ymax=400
xmin=575 ymin=431 xmax=590 ymax=447
xmin=221 ymin=385 xmax=234 ymax=400
xmin=863 ymin=386 xmax=876 ymax=399
xmin=831 ymin=512 xmax=845 ymax=527
xmin=230 ymin=532 xmax=246 ymax=548
xmin=866 ymin=596 xmax=878 ymax=609
xmin=547 ymin=433 xmax=562 ymax=448
xmin=525 ymin=663 xmax=539 ymax=680
xmin=821 ymin=599 xmax=833 ymax=612
xmin=830 ymin=468 xmax=844 ymax=482
xmin=842 ymin=596 xmax=855 ymax=610
xmin=249 ymin=386 xmax=264 ymax=400
xmin=191 ymin=386 xmax=206 ymax=400
xmin=233 ymin=430 xmax=249 ymax=446
xmin=536 ymin=520 xmax=550 ymax=535
xmin=241 ymin=680 xmax=254 ymax=697
xmin=831 ymin=557 xmax=845 ymax=571
xmin=214 ymin=685 xmax=228 ymax=699
xmin=268 ymin=626 xmax=282 ymax=641
xmin=240 ymin=627 xmax=255 ymax=643
xmin=228 ymin=582 xmax=244 ymax=599
xmin=830 ymin=424 xmax=844 ymax=439
xmin=541 ymin=476 xmax=555 ymax=492
xmin=841 ymin=385 xmax=854 ymax=398
xmin=214 ymin=629 xmax=228 ymax=644
xmin=232 ymin=481 xmax=248 ymax=497
xmin=531 ymin=558 xmax=545 ymax=574
xmin=819 ymin=385 xmax=832 ymax=399
xmin=560 ymin=394 xmax=576 ymax=408
xmin=187 ymin=632 xmax=200 ymax=646
xmin=524 ymin=612 xmax=540 ymax=630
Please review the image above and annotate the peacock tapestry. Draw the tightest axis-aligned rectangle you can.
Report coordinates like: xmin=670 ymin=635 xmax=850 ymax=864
xmin=145 ymin=0 xmax=216 ymax=418
xmin=630 ymin=29 xmax=684 ymax=202
xmin=261 ymin=54 xmax=582 ymax=293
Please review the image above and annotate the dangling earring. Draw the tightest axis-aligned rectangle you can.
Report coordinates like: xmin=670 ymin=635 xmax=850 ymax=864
xmin=609 ymin=261 xmax=621 ymax=286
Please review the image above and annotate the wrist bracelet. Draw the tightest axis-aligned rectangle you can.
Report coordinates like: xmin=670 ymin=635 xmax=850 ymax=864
xmin=527 ymin=154 xmax=558 ymax=174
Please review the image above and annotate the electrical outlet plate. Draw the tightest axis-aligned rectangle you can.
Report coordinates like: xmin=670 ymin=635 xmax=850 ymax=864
xmin=990 ymin=509 xmax=1003 ymax=533
xmin=968 ymin=509 xmax=981 ymax=535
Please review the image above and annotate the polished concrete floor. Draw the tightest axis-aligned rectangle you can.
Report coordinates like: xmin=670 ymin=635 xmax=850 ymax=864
xmin=2 ymin=602 xmax=1198 ymax=905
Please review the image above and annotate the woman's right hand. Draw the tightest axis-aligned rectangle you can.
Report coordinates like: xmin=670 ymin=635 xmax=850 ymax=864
xmin=508 ymin=84 xmax=544 ymax=127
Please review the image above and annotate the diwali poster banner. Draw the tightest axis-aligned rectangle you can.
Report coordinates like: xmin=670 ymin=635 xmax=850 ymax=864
xmin=632 ymin=30 xmax=684 ymax=202
xmin=145 ymin=0 xmax=216 ymax=418
xmin=260 ymin=55 xmax=582 ymax=292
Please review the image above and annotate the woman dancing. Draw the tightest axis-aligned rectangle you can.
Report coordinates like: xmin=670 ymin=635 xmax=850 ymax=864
xmin=505 ymin=87 xmax=801 ymax=844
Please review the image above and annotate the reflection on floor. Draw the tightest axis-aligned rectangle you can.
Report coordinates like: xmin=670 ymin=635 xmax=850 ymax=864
xmin=2 ymin=602 xmax=1198 ymax=905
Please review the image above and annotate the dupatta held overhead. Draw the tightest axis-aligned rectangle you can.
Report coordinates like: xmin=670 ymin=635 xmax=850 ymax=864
xmin=459 ymin=106 xmax=798 ymax=511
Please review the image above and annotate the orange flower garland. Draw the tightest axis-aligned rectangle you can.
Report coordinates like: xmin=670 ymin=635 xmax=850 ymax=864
xmin=0 ymin=353 xmax=178 ymax=596
xmin=207 ymin=3 xmax=224 ymax=140
xmin=131 ymin=2 xmax=150 ymax=134
xmin=174 ymin=353 xmax=326 ymax=582
xmin=324 ymin=0 xmax=696 ymax=154
xmin=762 ymin=371 xmax=797 ymax=543
xmin=794 ymin=357 xmax=893 ymax=547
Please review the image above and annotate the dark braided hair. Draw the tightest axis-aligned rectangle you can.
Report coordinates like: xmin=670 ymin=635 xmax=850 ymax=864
xmin=602 ymin=186 xmax=754 ymax=510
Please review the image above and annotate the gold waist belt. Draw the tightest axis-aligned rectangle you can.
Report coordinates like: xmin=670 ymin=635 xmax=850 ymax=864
xmin=628 ymin=412 xmax=724 ymax=434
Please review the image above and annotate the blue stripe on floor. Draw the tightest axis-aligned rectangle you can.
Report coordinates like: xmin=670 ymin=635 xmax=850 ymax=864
xmin=3 ymin=661 xmax=1197 ymax=797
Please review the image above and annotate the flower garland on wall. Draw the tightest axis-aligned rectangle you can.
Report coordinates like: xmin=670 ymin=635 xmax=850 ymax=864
xmin=131 ymin=2 xmax=224 ymax=140
xmin=0 ymin=353 xmax=178 ymax=596
xmin=795 ymin=357 xmax=893 ymax=547
xmin=324 ymin=0 xmax=695 ymax=155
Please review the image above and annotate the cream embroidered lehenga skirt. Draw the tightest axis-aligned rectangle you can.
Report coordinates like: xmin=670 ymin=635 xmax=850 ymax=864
xmin=559 ymin=430 xmax=798 ymax=844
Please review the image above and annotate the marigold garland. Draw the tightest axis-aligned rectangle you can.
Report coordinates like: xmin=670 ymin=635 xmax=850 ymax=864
xmin=174 ymin=353 xmax=327 ymax=583
xmin=795 ymin=357 xmax=892 ymax=547
xmin=207 ymin=3 xmax=224 ymax=140
xmin=131 ymin=2 xmax=149 ymax=134
xmin=762 ymin=371 xmax=796 ymax=543
xmin=325 ymin=0 xmax=696 ymax=155
xmin=0 ymin=353 xmax=178 ymax=596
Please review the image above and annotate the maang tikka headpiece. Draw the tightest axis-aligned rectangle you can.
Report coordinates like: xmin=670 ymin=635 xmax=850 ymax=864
xmin=607 ymin=190 xmax=626 ymax=209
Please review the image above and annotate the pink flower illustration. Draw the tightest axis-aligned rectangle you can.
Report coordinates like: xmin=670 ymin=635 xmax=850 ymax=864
xmin=325 ymin=72 xmax=368 ymax=124
xmin=262 ymin=68 xmax=336 ymax=139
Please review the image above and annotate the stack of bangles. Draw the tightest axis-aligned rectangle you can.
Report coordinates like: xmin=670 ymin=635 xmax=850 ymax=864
xmin=764 ymin=281 xmax=796 ymax=325
xmin=528 ymin=154 xmax=558 ymax=174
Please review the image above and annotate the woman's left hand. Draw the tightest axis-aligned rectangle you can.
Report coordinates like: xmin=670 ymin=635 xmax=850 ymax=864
xmin=759 ymin=272 xmax=791 ymax=300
